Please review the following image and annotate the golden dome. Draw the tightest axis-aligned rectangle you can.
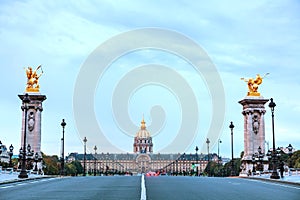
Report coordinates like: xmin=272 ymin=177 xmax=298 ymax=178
xmin=135 ymin=117 xmax=151 ymax=138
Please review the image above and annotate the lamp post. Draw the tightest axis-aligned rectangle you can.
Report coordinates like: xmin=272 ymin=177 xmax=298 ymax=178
xmin=8 ymin=144 xmax=14 ymax=167
xmin=94 ymin=145 xmax=97 ymax=176
xmin=206 ymin=138 xmax=210 ymax=176
xmin=206 ymin=138 xmax=210 ymax=161
xmin=269 ymin=98 xmax=280 ymax=179
xmin=252 ymin=154 xmax=256 ymax=175
xmin=217 ymin=139 xmax=222 ymax=165
xmin=256 ymin=146 xmax=265 ymax=172
xmin=195 ymin=146 xmax=199 ymax=176
xmin=229 ymin=121 xmax=235 ymax=176
xmin=182 ymin=153 xmax=186 ymax=176
xmin=217 ymin=139 xmax=222 ymax=176
xmin=18 ymin=93 xmax=30 ymax=178
xmin=287 ymin=144 xmax=293 ymax=168
xmin=18 ymin=144 xmax=34 ymax=178
xmin=266 ymin=149 xmax=272 ymax=170
xmin=83 ymin=137 xmax=87 ymax=176
xmin=60 ymin=119 xmax=66 ymax=176
xmin=34 ymin=152 xmax=39 ymax=172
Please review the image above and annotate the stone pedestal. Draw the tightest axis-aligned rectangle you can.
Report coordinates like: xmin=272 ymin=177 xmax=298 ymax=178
xmin=239 ymin=96 xmax=269 ymax=175
xmin=19 ymin=93 xmax=46 ymax=170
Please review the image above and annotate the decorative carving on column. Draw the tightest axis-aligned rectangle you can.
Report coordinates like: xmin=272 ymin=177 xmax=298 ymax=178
xmin=252 ymin=113 xmax=260 ymax=135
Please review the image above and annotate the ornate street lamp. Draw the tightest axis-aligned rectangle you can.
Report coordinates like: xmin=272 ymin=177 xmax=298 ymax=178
xmin=287 ymin=144 xmax=293 ymax=168
xmin=83 ymin=137 xmax=87 ymax=176
xmin=252 ymin=154 xmax=256 ymax=175
xmin=60 ymin=119 xmax=66 ymax=176
xmin=229 ymin=121 xmax=235 ymax=176
xmin=257 ymin=146 xmax=264 ymax=172
xmin=195 ymin=146 xmax=199 ymax=176
xmin=269 ymin=98 xmax=280 ymax=179
xmin=34 ymin=152 xmax=39 ymax=172
xmin=18 ymin=144 xmax=34 ymax=177
xmin=94 ymin=145 xmax=97 ymax=176
xmin=18 ymin=93 xmax=31 ymax=178
xmin=8 ymin=144 xmax=14 ymax=167
xmin=206 ymin=138 xmax=210 ymax=162
xmin=218 ymin=139 xmax=222 ymax=165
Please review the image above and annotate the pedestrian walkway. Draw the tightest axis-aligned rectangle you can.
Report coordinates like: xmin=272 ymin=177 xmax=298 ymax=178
xmin=0 ymin=172 xmax=46 ymax=184
xmin=244 ymin=173 xmax=300 ymax=186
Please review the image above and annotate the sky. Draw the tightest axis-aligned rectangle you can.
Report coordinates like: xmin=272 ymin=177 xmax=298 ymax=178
xmin=0 ymin=0 xmax=299 ymax=158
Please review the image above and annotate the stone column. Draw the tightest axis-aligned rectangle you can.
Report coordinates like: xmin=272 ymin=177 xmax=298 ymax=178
xmin=239 ymin=96 xmax=268 ymax=175
xmin=19 ymin=93 xmax=46 ymax=170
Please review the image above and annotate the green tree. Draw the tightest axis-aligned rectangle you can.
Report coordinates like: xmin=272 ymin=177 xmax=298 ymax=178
xmin=42 ymin=153 xmax=60 ymax=175
xmin=72 ymin=160 xmax=84 ymax=175
xmin=290 ymin=150 xmax=300 ymax=168
xmin=65 ymin=163 xmax=77 ymax=176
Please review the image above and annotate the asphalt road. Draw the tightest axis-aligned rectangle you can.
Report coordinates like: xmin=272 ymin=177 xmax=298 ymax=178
xmin=0 ymin=176 xmax=141 ymax=200
xmin=145 ymin=176 xmax=300 ymax=200
xmin=0 ymin=176 xmax=299 ymax=200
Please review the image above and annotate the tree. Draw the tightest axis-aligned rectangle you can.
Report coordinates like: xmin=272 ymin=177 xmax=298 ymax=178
xmin=42 ymin=153 xmax=60 ymax=175
xmin=65 ymin=163 xmax=77 ymax=176
xmin=72 ymin=160 xmax=84 ymax=174
xmin=290 ymin=150 xmax=300 ymax=168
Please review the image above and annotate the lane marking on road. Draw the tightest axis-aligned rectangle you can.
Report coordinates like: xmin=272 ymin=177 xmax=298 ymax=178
xmin=245 ymin=179 xmax=300 ymax=190
xmin=141 ymin=174 xmax=146 ymax=200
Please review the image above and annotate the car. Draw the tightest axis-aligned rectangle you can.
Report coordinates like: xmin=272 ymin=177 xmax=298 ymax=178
xmin=146 ymin=171 xmax=158 ymax=176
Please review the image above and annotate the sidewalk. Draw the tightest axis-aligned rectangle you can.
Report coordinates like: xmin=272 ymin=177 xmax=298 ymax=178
xmin=242 ymin=173 xmax=300 ymax=186
xmin=0 ymin=172 xmax=53 ymax=185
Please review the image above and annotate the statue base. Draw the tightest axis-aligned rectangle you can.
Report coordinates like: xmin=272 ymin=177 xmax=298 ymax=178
xmin=19 ymin=93 xmax=46 ymax=171
xmin=247 ymin=92 xmax=260 ymax=96
xmin=239 ymin=96 xmax=269 ymax=176
xmin=26 ymin=88 xmax=40 ymax=93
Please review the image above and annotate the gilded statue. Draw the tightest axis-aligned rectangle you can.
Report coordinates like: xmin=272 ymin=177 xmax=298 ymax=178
xmin=25 ymin=65 xmax=43 ymax=92
xmin=241 ymin=73 xmax=269 ymax=96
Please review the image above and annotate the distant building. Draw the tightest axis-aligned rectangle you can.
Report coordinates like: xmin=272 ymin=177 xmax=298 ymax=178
xmin=67 ymin=118 xmax=212 ymax=175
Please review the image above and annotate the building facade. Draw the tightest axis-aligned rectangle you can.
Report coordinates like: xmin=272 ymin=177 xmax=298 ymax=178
xmin=67 ymin=119 xmax=211 ymax=175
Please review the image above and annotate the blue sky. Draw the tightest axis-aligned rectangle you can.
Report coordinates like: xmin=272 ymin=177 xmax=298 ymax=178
xmin=0 ymin=0 xmax=299 ymax=158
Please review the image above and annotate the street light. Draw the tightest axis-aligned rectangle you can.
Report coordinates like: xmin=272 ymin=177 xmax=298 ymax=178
xmin=229 ymin=121 xmax=235 ymax=176
xmin=18 ymin=93 xmax=31 ymax=178
xmin=287 ymin=144 xmax=293 ymax=168
xmin=206 ymin=138 xmax=210 ymax=161
xmin=94 ymin=145 xmax=97 ymax=176
xmin=252 ymin=154 xmax=256 ymax=175
xmin=8 ymin=144 xmax=14 ymax=167
xmin=195 ymin=146 xmax=199 ymax=176
xmin=18 ymin=144 xmax=34 ymax=178
xmin=60 ymin=119 xmax=66 ymax=176
xmin=83 ymin=137 xmax=87 ymax=176
xmin=217 ymin=139 xmax=222 ymax=165
xmin=34 ymin=152 xmax=39 ymax=172
xmin=257 ymin=146 xmax=264 ymax=172
xmin=269 ymin=98 xmax=280 ymax=179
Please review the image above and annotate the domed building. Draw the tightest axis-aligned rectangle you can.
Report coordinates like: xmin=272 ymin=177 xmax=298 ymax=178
xmin=68 ymin=118 xmax=210 ymax=175
xmin=133 ymin=118 xmax=153 ymax=153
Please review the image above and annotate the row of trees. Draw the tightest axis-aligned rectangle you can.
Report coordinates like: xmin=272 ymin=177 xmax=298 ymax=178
xmin=42 ymin=153 xmax=83 ymax=176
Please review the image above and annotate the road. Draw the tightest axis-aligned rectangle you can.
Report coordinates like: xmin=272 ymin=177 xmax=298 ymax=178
xmin=145 ymin=176 xmax=300 ymax=200
xmin=0 ymin=176 xmax=299 ymax=200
